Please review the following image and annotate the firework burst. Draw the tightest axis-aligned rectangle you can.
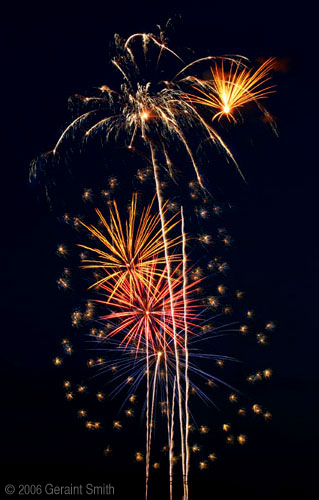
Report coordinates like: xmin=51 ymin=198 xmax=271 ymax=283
xmin=186 ymin=57 xmax=276 ymax=125
xmin=78 ymin=193 xmax=182 ymax=299
xmin=95 ymin=258 xmax=202 ymax=354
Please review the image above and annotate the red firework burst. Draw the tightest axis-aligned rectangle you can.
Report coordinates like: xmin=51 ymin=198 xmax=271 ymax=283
xmin=96 ymin=259 xmax=203 ymax=354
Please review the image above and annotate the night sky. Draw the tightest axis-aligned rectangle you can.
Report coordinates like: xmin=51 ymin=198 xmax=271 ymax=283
xmin=2 ymin=2 xmax=318 ymax=499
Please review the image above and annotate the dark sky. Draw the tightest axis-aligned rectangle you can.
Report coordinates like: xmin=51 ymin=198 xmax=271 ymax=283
xmin=1 ymin=2 xmax=317 ymax=499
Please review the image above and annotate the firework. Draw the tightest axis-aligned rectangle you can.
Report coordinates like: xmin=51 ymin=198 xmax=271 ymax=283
xmin=33 ymin=21 xmax=277 ymax=500
xmin=31 ymin=31 xmax=264 ymax=193
xmin=78 ymin=193 xmax=183 ymax=298
xmin=75 ymin=196 xmax=251 ymax=499
xmin=95 ymin=258 xmax=202 ymax=354
xmin=186 ymin=57 xmax=276 ymax=124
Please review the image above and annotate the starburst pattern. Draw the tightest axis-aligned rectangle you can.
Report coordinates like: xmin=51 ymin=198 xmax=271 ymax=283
xmin=187 ymin=57 xmax=276 ymax=123
xmin=78 ymin=193 xmax=182 ymax=299
xmin=96 ymin=258 xmax=202 ymax=354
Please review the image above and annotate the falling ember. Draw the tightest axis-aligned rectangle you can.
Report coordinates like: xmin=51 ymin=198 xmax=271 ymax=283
xmin=135 ymin=452 xmax=144 ymax=463
xmin=113 ymin=421 xmax=122 ymax=430
xmin=252 ymin=404 xmax=263 ymax=414
xmin=171 ymin=455 xmax=179 ymax=465
xmin=229 ymin=393 xmax=238 ymax=403
xmin=206 ymin=379 xmax=215 ymax=388
xmin=237 ymin=434 xmax=247 ymax=445
xmin=223 ymin=306 xmax=232 ymax=315
xmin=200 ymin=425 xmax=209 ymax=434
xmin=57 ymin=244 xmax=68 ymax=257
xmin=82 ymin=188 xmax=93 ymax=202
xmin=199 ymin=461 xmax=208 ymax=470
xmin=263 ymin=368 xmax=273 ymax=379
xmin=104 ymin=446 xmax=112 ymax=456
xmin=265 ymin=321 xmax=276 ymax=331
xmin=96 ymin=392 xmax=105 ymax=401
xmin=65 ymin=345 xmax=73 ymax=355
xmin=208 ymin=296 xmax=219 ymax=308
xmin=264 ymin=411 xmax=272 ymax=421
xmin=57 ymin=277 xmax=69 ymax=289
xmin=257 ymin=333 xmax=268 ymax=345
xmin=226 ymin=435 xmax=235 ymax=445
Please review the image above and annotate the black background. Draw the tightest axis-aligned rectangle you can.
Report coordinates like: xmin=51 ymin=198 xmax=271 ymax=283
xmin=1 ymin=1 xmax=317 ymax=499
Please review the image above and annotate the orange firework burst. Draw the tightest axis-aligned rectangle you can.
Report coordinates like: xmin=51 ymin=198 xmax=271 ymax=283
xmin=78 ymin=193 xmax=182 ymax=299
xmin=187 ymin=57 xmax=276 ymax=123
xmin=96 ymin=259 xmax=202 ymax=354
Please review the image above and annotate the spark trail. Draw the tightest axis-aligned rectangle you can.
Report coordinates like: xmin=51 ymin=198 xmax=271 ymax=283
xmin=150 ymin=141 xmax=186 ymax=498
xmin=181 ymin=206 xmax=190 ymax=499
